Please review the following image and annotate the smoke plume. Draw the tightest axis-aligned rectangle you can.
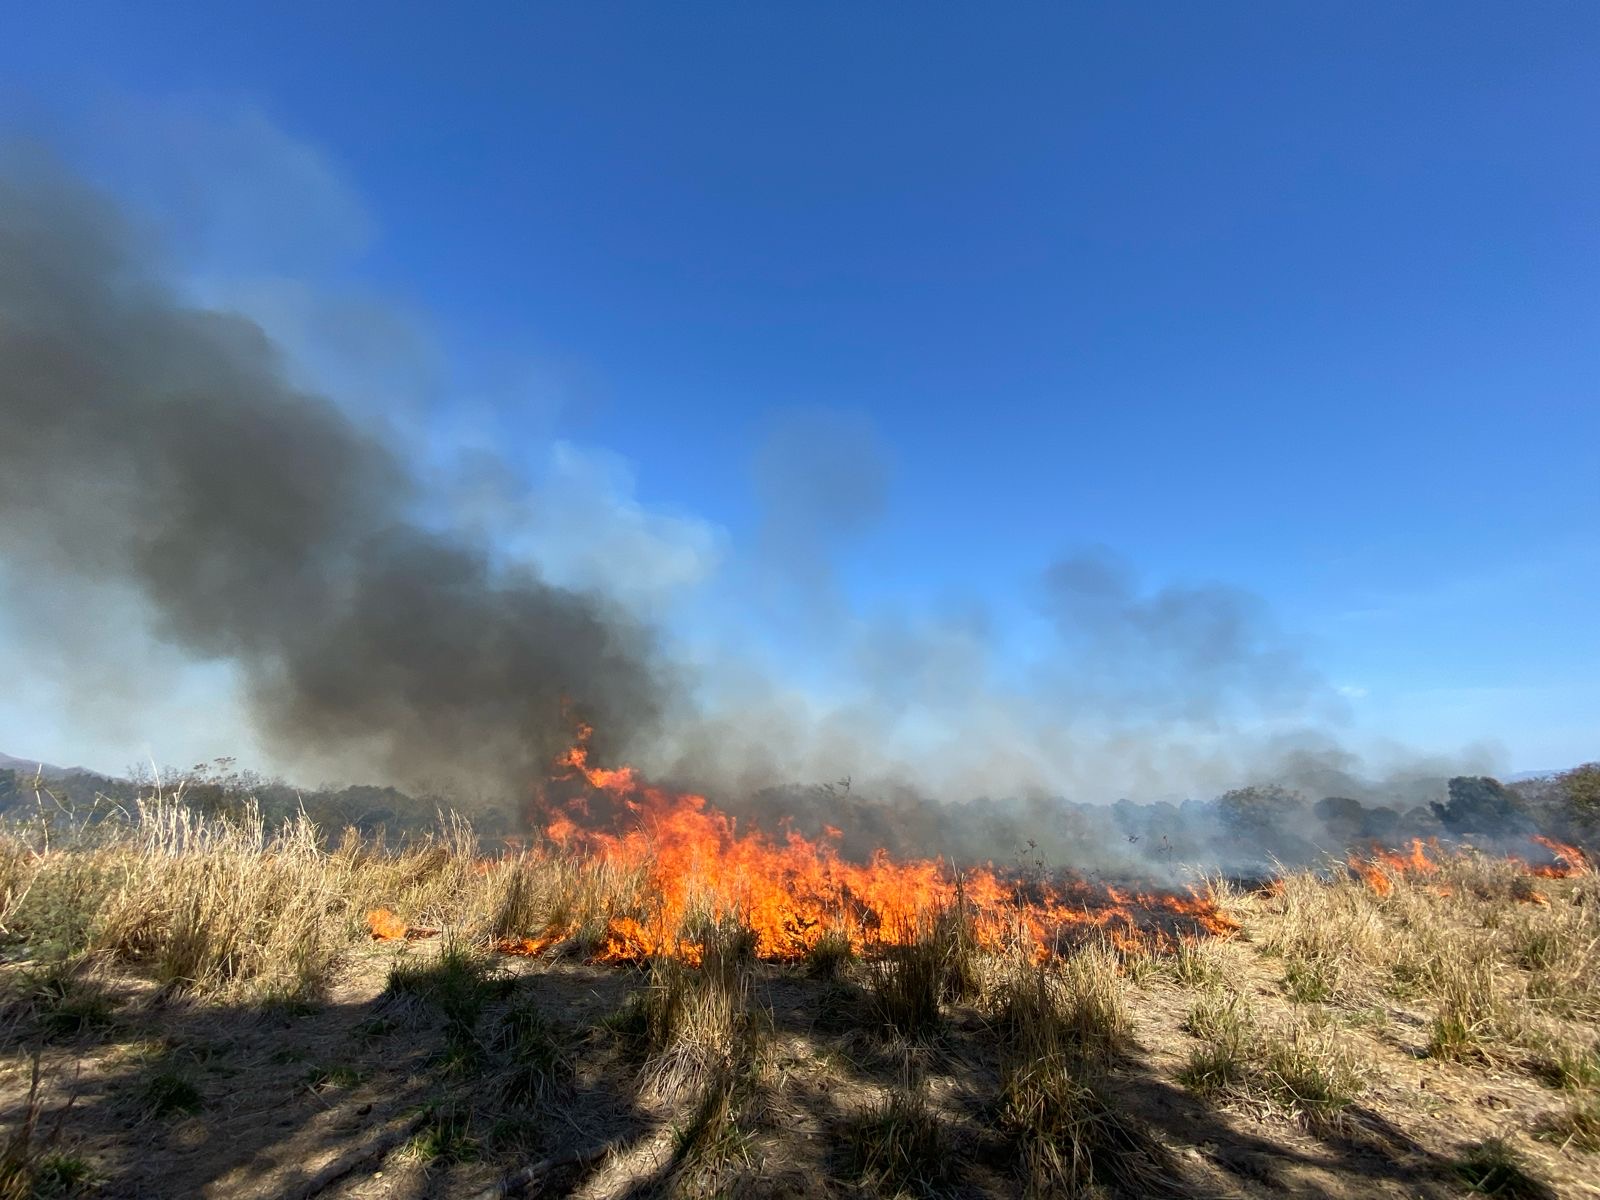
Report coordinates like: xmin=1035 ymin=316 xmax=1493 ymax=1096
xmin=0 ymin=147 xmax=1498 ymax=866
xmin=0 ymin=153 xmax=673 ymax=792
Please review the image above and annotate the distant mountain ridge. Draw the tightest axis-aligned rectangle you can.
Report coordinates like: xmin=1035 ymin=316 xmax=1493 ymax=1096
xmin=0 ymin=751 xmax=106 ymax=779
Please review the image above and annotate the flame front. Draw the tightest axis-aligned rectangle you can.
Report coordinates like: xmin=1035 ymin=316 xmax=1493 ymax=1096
xmin=535 ymin=724 xmax=1239 ymax=962
xmin=1347 ymin=833 xmax=1589 ymax=899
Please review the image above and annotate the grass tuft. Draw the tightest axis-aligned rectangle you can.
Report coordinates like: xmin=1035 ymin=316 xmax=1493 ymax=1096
xmin=803 ymin=928 xmax=855 ymax=981
xmin=1452 ymin=1138 xmax=1557 ymax=1199
xmin=136 ymin=1070 xmax=202 ymax=1120
xmin=844 ymin=1086 xmax=951 ymax=1198
xmin=401 ymin=1100 xmax=478 ymax=1165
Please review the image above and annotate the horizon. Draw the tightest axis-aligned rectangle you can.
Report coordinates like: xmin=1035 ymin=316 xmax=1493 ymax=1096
xmin=1 ymin=5 xmax=1596 ymax=797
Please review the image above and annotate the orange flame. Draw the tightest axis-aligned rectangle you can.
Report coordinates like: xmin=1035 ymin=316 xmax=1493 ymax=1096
xmin=1529 ymin=835 xmax=1589 ymax=878
xmin=366 ymin=908 xmax=409 ymax=940
xmin=1349 ymin=833 xmax=1591 ymax=896
xmin=365 ymin=908 xmax=439 ymax=941
xmin=531 ymin=724 xmax=1239 ymax=963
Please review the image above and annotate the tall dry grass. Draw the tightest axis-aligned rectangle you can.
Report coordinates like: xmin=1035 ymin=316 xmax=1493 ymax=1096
xmin=0 ymin=800 xmax=522 ymax=1002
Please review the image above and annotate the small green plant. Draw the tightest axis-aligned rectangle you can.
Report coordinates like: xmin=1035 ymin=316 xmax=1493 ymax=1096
xmin=1183 ymin=988 xmax=1255 ymax=1047
xmin=28 ymin=1153 xmax=95 ymax=1197
xmin=865 ymin=934 xmax=944 ymax=1039
xmin=0 ymin=1059 xmax=93 ymax=1200
xmin=1168 ymin=936 xmax=1224 ymax=989
xmin=1537 ymin=1092 xmax=1600 ymax=1153
xmin=11 ymin=961 xmax=118 ymax=1039
xmin=137 ymin=1071 xmax=202 ymax=1119
xmin=401 ymin=1101 xmax=478 ymax=1165
xmin=1530 ymin=1039 xmax=1600 ymax=1091
xmin=492 ymin=1002 xmax=573 ymax=1108
xmin=1452 ymin=1138 xmax=1556 ymax=1199
xmin=845 ymin=1087 xmax=951 ymax=1198
xmin=1282 ymin=957 xmax=1334 ymax=1004
xmin=382 ymin=940 xmax=510 ymax=1029
xmin=301 ymin=1064 xmax=364 ymax=1091
xmin=1114 ymin=933 xmax=1162 ymax=985
xmin=1180 ymin=994 xmax=1361 ymax=1125
xmin=1424 ymin=952 xmax=1508 ymax=1063
xmin=665 ymin=1065 xmax=755 ymax=1197
xmin=1256 ymin=1023 xmax=1362 ymax=1122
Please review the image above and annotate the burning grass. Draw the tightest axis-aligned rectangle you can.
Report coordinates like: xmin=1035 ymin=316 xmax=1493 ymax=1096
xmin=2 ymin=745 xmax=1599 ymax=1197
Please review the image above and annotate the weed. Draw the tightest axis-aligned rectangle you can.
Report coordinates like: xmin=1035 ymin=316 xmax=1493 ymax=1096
xmin=666 ymin=1065 xmax=756 ymax=1198
xmin=301 ymin=1064 xmax=364 ymax=1091
xmin=866 ymin=930 xmax=944 ymax=1039
xmin=1180 ymin=994 xmax=1361 ymax=1124
xmin=382 ymin=938 xmax=510 ymax=1030
xmin=491 ymin=1001 xmax=573 ymax=1108
xmin=1256 ymin=1021 xmax=1363 ymax=1122
xmin=0 ymin=1059 xmax=90 ymax=1200
xmin=804 ymin=928 xmax=855 ymax=981
xmin=1452 ymin=1138 xmax=1556 ymax=1199
xmin=137 ymin=1071 xmax=202 ymax=1119
xmin=27 ymin=1153 xmax=94 ymax=1196
xmin=996 ymin=954 xmax=1179 ymax=1197
xmin=1536 ymin=1092 xmax=1600 ymax=1153
xmin=1168 ymin=936 xmax=1224 ymax=989
xmin=9 ymin=961 xmax=118 ymax=1039
xmin=845 ymin=1087 xmax=951 ymax=1198
xmin=1282 ymin=957 xmax=1335 ymax=1004
xmin=401 ymin=1101 xmax=478 ymax=1165
xmin=1529 ymin=1039 xmax=1600 ymax=1091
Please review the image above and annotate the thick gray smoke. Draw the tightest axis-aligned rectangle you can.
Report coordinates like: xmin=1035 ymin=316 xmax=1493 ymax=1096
xmin=0 ymin=155 xmax=673 ymax=793
xmin=0 ymin=150 xmax=1501 ymax=870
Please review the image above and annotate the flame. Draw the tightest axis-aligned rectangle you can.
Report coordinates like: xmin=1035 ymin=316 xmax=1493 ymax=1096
xmin=1349 ymin=833 xmax=1591 ymax=897
xmin=1347 ymin=837 xmax=1440 ymax=895
xmin=1529 ymin=835 xmax=1589 ymax=878
xmin=529 ymin=724 xmax=1239 ymax=964
xmin=365 ymin=908 xmax=439 ymax=941
xmin=366 ymin=908 xmax=408 ymax=940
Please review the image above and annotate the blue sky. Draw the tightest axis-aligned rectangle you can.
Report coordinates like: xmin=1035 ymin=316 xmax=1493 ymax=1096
xmin=2 ymin=3 xmax=1596 ymax=781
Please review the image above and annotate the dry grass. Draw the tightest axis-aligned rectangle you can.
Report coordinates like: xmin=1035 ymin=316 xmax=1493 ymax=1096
xmin=3 ymin=800 xmax=1599 ymax=1197
xmin=1179 ymin=986 xmax=1364 ymax=1125
xmin=612 ymin=910 xmax=759 ymax=1104
xmin=994 ymin=949 xmax=1177 ymax=1198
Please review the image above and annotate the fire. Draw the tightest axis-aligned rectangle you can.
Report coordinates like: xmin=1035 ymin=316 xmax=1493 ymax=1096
xmin=1348 ymin=837 xmax=1438 ymax=896
xmin=1349 ymin=833 xmax=1591 ymax=897
xmin=366 ymin=908 xmax=409 ymax=940
xmin=365 ymin=908 xmax=439 ymax=941
xmin=1529 ymin=835 xmax=1589 ymax=878
xmin=530 ymin=724 xmax=1239 ymax=963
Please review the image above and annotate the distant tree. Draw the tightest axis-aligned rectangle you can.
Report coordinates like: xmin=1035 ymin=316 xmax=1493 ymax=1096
xmin=1218 ymin=784 xmax=1305 ymax=835
xmin=1431 ymin=776 xmax=1533 ymax=837
xmin=1358 ymin=805 xmax=1402 ymax=843
xmin=0 ymin=767 xmax=15 ymax=810
xmin=1402 ymin=804 xmax=1444 ymax=836
xmin=1216 ymin=784 xmax=1317 ymax=864
xmin=1313 ymin=796 xmax=1365 ymax=845
xmin=1554 ymin=762 xmax=1600 ymax=839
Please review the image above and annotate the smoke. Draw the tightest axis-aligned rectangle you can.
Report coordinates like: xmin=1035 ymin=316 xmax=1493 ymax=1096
xmin=1038 ymin=548 xmax=1328 ymax=724
xmin=0 ymin=151 xmax=674 ymax=792
xmin=0 ymin=142 xmax=1499 ymax=863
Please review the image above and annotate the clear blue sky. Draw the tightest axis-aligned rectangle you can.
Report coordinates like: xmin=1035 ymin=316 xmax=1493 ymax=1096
xmin=2 ymin=3 xmax=1597 ymax=775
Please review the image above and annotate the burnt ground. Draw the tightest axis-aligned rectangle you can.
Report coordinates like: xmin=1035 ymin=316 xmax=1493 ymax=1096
xmin=1 ymin=929 xmax=1594 ymax=1200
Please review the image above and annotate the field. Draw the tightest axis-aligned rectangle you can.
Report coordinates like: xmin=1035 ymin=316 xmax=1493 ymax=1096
xmin=0 ymin=800 xmax=1596 ymax=1200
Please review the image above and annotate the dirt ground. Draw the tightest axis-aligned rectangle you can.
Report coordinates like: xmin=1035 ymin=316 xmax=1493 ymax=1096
xmin=2 ymin=911 xmax=1595 ymax=1200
